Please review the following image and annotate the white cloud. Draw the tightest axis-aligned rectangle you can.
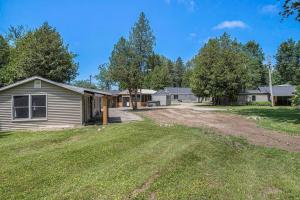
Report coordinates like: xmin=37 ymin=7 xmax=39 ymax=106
xmin=165 ymin=0 xmax=196 ymax=11
xmin=213 ymin=20 xmax=248 ymax=30
xmin=261 ymin=4 xmax=278 ymax=14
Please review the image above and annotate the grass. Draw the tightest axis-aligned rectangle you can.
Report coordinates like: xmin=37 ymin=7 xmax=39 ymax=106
xmin=196 ymin=105 xmax=300 ymax=135
xmin=0 ymin=119 xmax=300 ymax=199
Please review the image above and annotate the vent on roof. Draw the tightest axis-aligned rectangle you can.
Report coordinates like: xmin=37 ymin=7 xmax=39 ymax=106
xmin=34 ymin=80 xmax=41 ymax=88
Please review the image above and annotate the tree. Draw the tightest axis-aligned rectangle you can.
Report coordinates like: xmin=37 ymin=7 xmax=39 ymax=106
xmin=0 ymin=35 xmax=10 ymax=86
xmin=129 ymin=12 xmax=155 ymax=74
xmin=292 ymin=85 xmax=300 ymax=106
xmin=72 ymin=79 xmax=97 ymax=89
xmin=243 ymin=41 xmax=268 ymax=88
xmin=280 ymin=0 xmax=300 ymax=21
xmin=172 ymin=57 xmax=185 ymax=87
xmin=95 ymin=63 xmax=114 ymax=90
xmin=2 ymin=22 xmax=78 ymax=85
xmin=0 ymin=35 xmax=9 ymax=69
xmin=6 ymin=25 xmax=27 ymax=45
xmin=182 ymin=59 xmax=195 ymax=87
xmin=190 ymin=33 xmax=249 ymax=105
xmin=274 ymin=39 xmax=300 ymax=85
xmin=108 ymin=37 xmax=142 ymax=110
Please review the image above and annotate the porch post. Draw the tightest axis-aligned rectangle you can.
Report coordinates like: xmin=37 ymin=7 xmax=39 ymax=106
xmin=102 ymin=95 xmax=108 ymax=125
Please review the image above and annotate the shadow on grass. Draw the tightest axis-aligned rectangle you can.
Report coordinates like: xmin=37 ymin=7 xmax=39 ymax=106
xmin=233 ymin=108 xmax=300 ymax=124
xmin=0 ymin=132 xmax=12 ymax=139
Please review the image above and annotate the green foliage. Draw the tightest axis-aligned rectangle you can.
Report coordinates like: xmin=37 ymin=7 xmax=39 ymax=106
xmin=1 ymin=22 xmax=78 ymax=85
xmin=0 ymin=35 xmax=9 ymax=68
xmin=6 ymin=25 xmax=27 ymax=44
xmin=292 ymin=85 xmax=300 ymax=106
xmin=243 ymin=41 xmax=268 ymax=88
xmin=72 ymin=79 xmax=97 ymax=89
xmin=129 ymin=12 xmax=155 ymax=74
xmin=246 ymin=101 xmax=271 ymax=106
xmin=144 ymin=62 xmax=172 ymax=90
xmin=172 ymin=57 xmax=185 ymax=87
xmin=108 ymin=37 xmax=142 ymax=109
xmin=190 ymin=33 xmax=249 ymax=104
xmin=275 ymin=39 xmax=300 ymax=85
xmin=95 ymin=63 xmax=114 ymax=90
xmin=280 ymin=0 xmax=300 ymax=21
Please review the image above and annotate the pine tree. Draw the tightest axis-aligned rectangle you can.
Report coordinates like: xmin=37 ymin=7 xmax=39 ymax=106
xmin=129 ymin=12 xmax=155 ymax=74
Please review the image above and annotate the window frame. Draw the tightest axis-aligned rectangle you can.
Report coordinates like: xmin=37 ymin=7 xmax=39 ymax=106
xmin=11 ymin=94 xmax=48 ymax=122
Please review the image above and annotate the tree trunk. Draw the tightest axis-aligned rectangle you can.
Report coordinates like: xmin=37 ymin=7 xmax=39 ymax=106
xmin=134 ymin=89 xmax=138 ymax=110
xmin=129 ymin=89 xmax=135 ymax=110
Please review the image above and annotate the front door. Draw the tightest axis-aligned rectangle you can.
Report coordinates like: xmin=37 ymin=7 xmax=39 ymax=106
xmin=123 ymin=97 xmax=130 ymax=107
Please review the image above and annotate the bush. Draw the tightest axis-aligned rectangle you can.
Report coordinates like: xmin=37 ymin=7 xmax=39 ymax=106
xmin=292 ymin=85 xmax=300 ymax=107
xmin=246 ymin=101 xmax=271 ymax=106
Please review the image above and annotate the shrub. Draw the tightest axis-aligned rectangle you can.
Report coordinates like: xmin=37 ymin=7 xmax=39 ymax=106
xmin=247 ymin=101 xmax=271 ymax=106
xmin=292 ymin=85 xmax=300 ymax=107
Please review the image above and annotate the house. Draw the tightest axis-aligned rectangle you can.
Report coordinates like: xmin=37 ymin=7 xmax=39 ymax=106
xmin=164 ymin=87 xmax=198 ymax=103
xmin=152 ymin=90 xmax=171 ymax=106
xmin=238 ymin=84 xmax=296 ymax=106
xmin=0 ymin=76 xmax=112 ymax=132
xmin=114 ymin=89 xmax=156 ymax=107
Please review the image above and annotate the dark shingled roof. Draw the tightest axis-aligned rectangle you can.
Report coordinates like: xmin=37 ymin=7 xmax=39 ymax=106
xmin=164 ymin=87 xmax=194 ymax=95
xmin=241 ymin=84 xmax=296 ymax=96
xmin=153 ymin=90 xmax=170 ymax=96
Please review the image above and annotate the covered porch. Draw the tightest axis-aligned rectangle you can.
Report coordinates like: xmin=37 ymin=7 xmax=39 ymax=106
xmin=82 ymin=92 xmax=110 ymax=125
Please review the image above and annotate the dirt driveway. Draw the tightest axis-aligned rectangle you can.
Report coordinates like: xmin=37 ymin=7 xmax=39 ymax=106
xmin=140 ymin=108 xmax=300 ymax=152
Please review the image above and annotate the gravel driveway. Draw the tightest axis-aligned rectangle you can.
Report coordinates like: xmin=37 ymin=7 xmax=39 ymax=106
xmin=140 ymin=107 xmax=300 ymax=152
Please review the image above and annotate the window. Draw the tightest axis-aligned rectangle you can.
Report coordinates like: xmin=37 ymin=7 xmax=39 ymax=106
xmin=252 ymin=95 xmax=256 ymax=102
xmin=174 ymin=95 xmax=178 ymax=100
xmin=34 ymin=80 xmax=42 ymax=88
xmin=31 ymin=95 xmax=46 ymax=118
xmin=13 ymin=96 xmax=29 ymax=119
xmin=12 ymin=94 xmax=47 ymax=120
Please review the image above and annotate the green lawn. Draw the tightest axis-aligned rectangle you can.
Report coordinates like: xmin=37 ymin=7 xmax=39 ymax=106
xmin=197 ymin=105 xmax=300 ymax=135
xmin=0 ymin=120 xmax=300 ymax=199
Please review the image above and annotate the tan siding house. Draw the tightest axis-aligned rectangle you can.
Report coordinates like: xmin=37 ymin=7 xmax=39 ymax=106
xmin=0 ymin=76 xmax=111 ymax=131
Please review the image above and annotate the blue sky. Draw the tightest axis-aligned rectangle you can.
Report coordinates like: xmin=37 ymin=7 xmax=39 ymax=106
xmin=0 ymin=0 xmax=299 ymax=81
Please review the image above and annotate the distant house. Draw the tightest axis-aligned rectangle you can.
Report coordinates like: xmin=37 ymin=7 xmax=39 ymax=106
xmin=164 ymin=87 xmax=198 ymax=103
xmin=108 ymin=89 xmax=157 ymax=108
xmin=0 ymin=76 xmax=112 ymax=131
xmin=238 ymin=84 xmax=296 ymax=106
xmin=152 ymin=90 xmax=171 ymax=106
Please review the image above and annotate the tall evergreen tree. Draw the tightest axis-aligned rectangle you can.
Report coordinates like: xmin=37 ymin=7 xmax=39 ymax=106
xmin=243 ymin=41 xmax=268 ymax=88
xmin=275 ymin=39 xmax=300 ymax=85
xmin=172 ymin=57 xmax=185 ymax=87
xmin=129 ymin=12 xmax=155 ymax=74
xmin=2 ymin=22 xmax=78 ymax=84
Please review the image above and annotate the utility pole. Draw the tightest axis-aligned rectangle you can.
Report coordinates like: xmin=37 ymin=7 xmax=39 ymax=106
xmin=89 ymin=75 xmax=92 ymax=85
xmin=268 ymin=56 xmax=274 ymax=107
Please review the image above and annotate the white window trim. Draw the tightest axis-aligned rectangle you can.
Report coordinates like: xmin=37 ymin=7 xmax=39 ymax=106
xmin=11 ymin=94 xmax=48 ymax=122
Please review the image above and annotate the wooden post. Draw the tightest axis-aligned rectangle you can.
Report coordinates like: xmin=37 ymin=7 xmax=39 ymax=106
xmin=102 ymin=95 xmax=108 ymax=125
xmin=268 ymin=56 xmax=274 ymax=107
